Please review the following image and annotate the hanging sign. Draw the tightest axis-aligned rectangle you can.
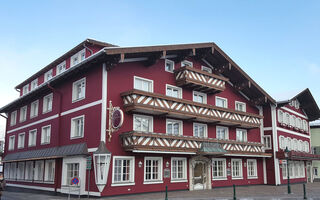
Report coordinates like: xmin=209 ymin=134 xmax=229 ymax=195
xmin=111 ymin=108 xmax=124 ymax=130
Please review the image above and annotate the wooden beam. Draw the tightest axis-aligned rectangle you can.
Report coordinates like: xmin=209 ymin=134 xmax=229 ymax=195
xmin=173 ymin=50 xmax=192 ymax=63
xmin=213 ymin=63 xmax=229 ymax=73
xmin=143 ymin=52 xmax=162 ymax=67
xmin=234 ymin=80 xmax=251 ymax=91
xmin=250 ymin=96 xmax=268 ymax=105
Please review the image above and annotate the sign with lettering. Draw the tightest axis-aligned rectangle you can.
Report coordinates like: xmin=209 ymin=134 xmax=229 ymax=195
xmin=111 ymin=108 xmax=124 ymax=129
xmin=164 ymin=168 xmax=170 ymax=178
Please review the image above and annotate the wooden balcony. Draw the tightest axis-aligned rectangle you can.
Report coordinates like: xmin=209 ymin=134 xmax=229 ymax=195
xmin=120 ymin=131 xmax=272 ymax=157
xmin=174 ymin=66 xmax=228 ymax=93
xmin=121 ymin=90 xmax=262 ymax=129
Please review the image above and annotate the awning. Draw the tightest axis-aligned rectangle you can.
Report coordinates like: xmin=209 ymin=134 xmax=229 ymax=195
xmin=3 ymin=143 xmax=89 ymax=162
xmin=198 ymin=142 xmax=227 ymax=155
xmin=276 ymin=150 xmax=320 ymax=161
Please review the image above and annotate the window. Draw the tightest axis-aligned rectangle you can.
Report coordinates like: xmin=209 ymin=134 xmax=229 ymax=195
xmin=144 ymin=157 xmax=163 ymax=183
xmin=41 ymin=125 xmax=51 ymax=144
xmin=278 ymin=110 xmax=284 ymax=123
xmin=17 ymin=162 xmax=25 ymax=180
xmin=181 ymin=60 xmax=193 ymax=67
xmin=8 ymin=135 xmax=15 ymax=151
xmin=25 ymin=161 xmax=34 ymax=181
xmin=236 ymin=129 xmax=247 ymax=142
xmin=304 ymin=141 xmax=309 ymax=152
xmin=166 ymin=84 xmax=182 ymax=99
xmin=134 ymin=76 xmax=153 ymax=92
xmin=70 ymin=49 xmax=86 ymax=67
xmin=20 ymin=106 xmax=27 ymax=122
xmin=300 ymin=161 xmax=305 ymax=177
xmin=10 ymin=111 xmax=17 ymax=126
xmin=95 ymin=154 xmax=111 ymax=184
xmin=9 ymin=162 xmax=17 ymax=180
xmin=298 ymin=140 xmax=303 ymax=152
xmin=43 ymin=93 xmax=53 ymax=113
xmin=56 ymin=61 xmax=66 ymax=75
xmin=44 ymin=69 xmax=53 ymax=82
xmin=303 ymin=120 xmax=308 ymax=132
xmin=31 ymin=79 xmax=38 ymax=90
xmin=22 ymin=84 xmax=29 ymax=95
xmin=216 ymin=96 xmax=228 ymax=108
xmin=193 ymin=91 xmax=207 ymax=104
xmin=287 ymin=138 xmax=292 ymax=150
xmin=282 ymin=162 xmax=287 ymax=179
xmin=231 ymin=159 xmax=243 ymax=179
xmin=297 ymin=118 xmax=301 ymax=129
xmin=216 ymin=126 xmax=229 ymax=140
xmin=247 ymin=159 xmax=257 ymax=178
xmin=165 ymin=59 xmax=174 ymax=72
xmin=295 ymin=100 xmax=300 ymax=109
xmin=72 ymin=78 xmax=86 ymax=102
xmin=133 ymin=114 xmax=153 ymax=132
xmin=66 ymin=163 xmax=79 ymax=185
xmin=4 ymin=163 xmax=10 ymax=179
xmin=34 ymin=160 xmax=44 ymax=181
xmin=112 ymin=156 xmax=135 ymax=184
xmin=30 ymin=100 xmax=39 ymax=118
xmin=44 ymin=160 xmax=55 ymax=182
xmin=71 ymin=116 xmax=84 ymax=139
xmin=193 ymin=123 xmax=207 ymax=138
xmin=235 ymin=101 xmax=246 ymax=112
xmin=212 ymin=158 xmax=226 ymax=179
xmin=18 ymin=133 xmax=25 ymax=149
xmin=171 ymin=157 xmax=187 ymax=182
xmin=201 ymin=66 xmax=212 ymax=73
xmin=263 ymin=135 xmax=272 ymax=149
xmin=166 ymin=119 xmax=183 ymax=136
xmin=290 ymin=115 xmax=295 ymax=127
xmin=28 ymin=129 xmax=37 ymax=147
xmin=293 ymin=139 xmax=298 ymax=151
xmin=285 ymin=113 xmax=290 ymax=125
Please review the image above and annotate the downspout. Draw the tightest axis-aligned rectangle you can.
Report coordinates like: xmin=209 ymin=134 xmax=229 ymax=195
xmin=47 ymin=83 xmax=63 ymax=193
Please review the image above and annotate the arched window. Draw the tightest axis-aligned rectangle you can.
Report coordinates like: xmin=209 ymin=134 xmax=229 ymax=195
xmin=278 ymin=110 xmax=283 ymax=123
xmin=290 ymin=115 xmax=295 ymax=127
xmin=304 ymin=141 xmax=309 ymax=152
xmin=285 ymin=113 xmax=290 ymax=125
xmin=287 ymin=138 xmax=292 ymax=150
xmin=297 ymin=118 xmax=301 ymax=129
xmin=293 ymin=139 xmax=298 ymax=151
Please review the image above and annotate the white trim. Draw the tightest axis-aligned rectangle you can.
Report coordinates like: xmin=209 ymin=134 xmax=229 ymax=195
xmin=101 ymin=63 xmax=107 ymax=142
xmin=123 ymin=57 xmax=148 ymax=62
xmin=132 ymin=150 xmax=196 ymax=155
xmin=201 ymin=65 xmax=212 ymax=73
xmin=263 ymin=127 xmax=272 ymax=131
xmin=88 ymin=147 xmax=98 ymax=152
xmin=72 ymin=77 xmax=86 ymax=103
xmin=41 ymin=125 xmax=51 ymax=145
xmin=112 ymin=156 xmax=135 ymax=185
xmin=133 ymin=114 xmax=153 ymax=132
xmin=281 ymin=106 xmax=308 ymax=119
xmin=166 ymin=84 xmax=182 ymax=99
xmin=263 ymin=158 xmax=267 ymax=184
xmin=30 ymin=100 xmax=39 ymax=119
xmin=42 ymin=93 xmax=53 ymax=114
xmin=28 ymin=129 xmax=37 ymax=147
xmin=70 ymin=115 xmax=85 ymax=139
xmin=144 ymin=156 xmax=163 ymax=183
xmin=212 ymin=158 xmax=227 ymax=180
xmin=170 ymin=179 xmax=188 ymax=183
xmin=133 ymin=76 xmax=154 ymax=92
xmin=171 ymin=157 xmax=187 ymax=182
xmin=271 ymin=104 xmax=280 ymax=185
xmin=215 ymin=96 xmax=228 ymax=108
xmin=166 ymin=118 xmax=183 ymax=136
xmin=236 ymin=128 xmax=247 ymax=142
xmin=7 ymin=183 xmax=55 ymax=191
xmin=231 ymin=159 xmax=243 ymax=179
xmin=181 ymin=60 xmax=193 ymax=67
xmin=61 ymin=100 xmax=102 ymax=116
xmin=277 ymin=127 xmax=311 ymax=139
xmin=235 ymin=101 xmax=246 ymax=112
xmin=247 ymin=159 xmax=258 ymax=179
xmin=19 ymin=105 xmax=27 ymax=122
xmin=111 ymin=182 xmax=135 ymax=187
xmin=10 ymin=110 xmax=17 ymax=126
xmin=193 ymin=122 xmax=208 ymax=138
xmin=224 ymin=154 xmax=272 ymax=158
xmin=165 ymin=59 xmax=175 ymax=73
xmin=143 ymin=181 xmax=164 ymax=185
xmin=263 ymin=135 xmax=272 ymax=150
xmin=193 ymin=91 xmax=207 ymax=104
xmin=7 ymin=114 xmax=59 ymax=134
xmin=17 ymin=132 xmax=25 ymax=149
xmin=216 ymin=126 xmax=229 ymax=140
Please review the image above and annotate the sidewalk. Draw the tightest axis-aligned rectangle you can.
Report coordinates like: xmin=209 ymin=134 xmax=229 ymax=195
xmin=3 ymin=182 xmax=320 ymax=200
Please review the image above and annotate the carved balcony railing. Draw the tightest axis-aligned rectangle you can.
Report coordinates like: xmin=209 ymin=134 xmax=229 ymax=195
xmin=121 ymin=90 xmax=262 ymax=129
xmin=120 ymin=131 xmax=272 ymax=157
xmin=174 ymin=66 xmax=229 ymax=93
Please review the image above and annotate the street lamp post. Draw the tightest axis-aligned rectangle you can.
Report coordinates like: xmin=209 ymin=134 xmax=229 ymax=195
xmin=284 ymin=147 xmax=291 ymax=194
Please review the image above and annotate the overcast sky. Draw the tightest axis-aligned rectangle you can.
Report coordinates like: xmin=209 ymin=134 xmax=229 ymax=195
xmin=1 ymin=0 xmax=320 ymax=140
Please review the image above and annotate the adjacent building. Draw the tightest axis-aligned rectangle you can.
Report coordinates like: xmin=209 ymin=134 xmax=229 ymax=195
xmin=311 ymin=120 xmax=320 ymax=181
xmin=0 ymin=39 xmax=319 ymax=197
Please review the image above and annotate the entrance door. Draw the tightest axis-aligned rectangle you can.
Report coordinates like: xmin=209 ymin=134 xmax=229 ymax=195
xmin=193 ymin=161 xmax=206 ymax=190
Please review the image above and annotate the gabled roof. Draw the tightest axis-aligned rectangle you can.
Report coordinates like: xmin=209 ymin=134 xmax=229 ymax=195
xmin=277 ymin=88 xmax=320 ymax=121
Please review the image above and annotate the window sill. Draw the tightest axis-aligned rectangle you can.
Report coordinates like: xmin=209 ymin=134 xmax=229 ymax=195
xmin=42 ymin=110 xmax=52 ymax=114
xmin=70 ymin=136 xmax=84 ymax=140
xmin=41 ymin=142 xmax=50 ymax=145
xmin=143 ymin=181 xmax=163 ymax=185
xmin=72 ymin=97 xmax=85 ymax=103
xmin=247 ymin=176 xmax=258 ymax=179
xmin=19 ymin=120 xmax=26 ymax=123
xmin=165 ymin=70 xmax=174 ymax=73
xmin=170 ymin=179 xmax=187 ymax=183
xmin=44 ymin=181 xmax=55 ymax=184
xmin=28 ymin=144 xmax=36 ymax=147
xmin=212 ymin=177 xmax=228 ymax=181
xmin=111 ymin=182 xmax=135 ymax=187
xmin=18 ymin=147 xmax=24 ymax=149
xmin=232 ymin=177 xmax=243 ymax=180
xmin=34 ymin=180 xmax=44 ymax=183
xmin=30 ymin=115 xmax=38 ymax=119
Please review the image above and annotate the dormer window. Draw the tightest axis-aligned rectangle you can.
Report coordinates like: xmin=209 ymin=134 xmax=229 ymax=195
xmin=70 ymin=49 xmax=86 ymax=67
xmin=165 ymin=59 xmax=174 ymax=72
xmin=181 ymin=60 xmax=193 ymax=67
xmin=31 ymin=79 xmax=38 ymax=90
xmin=44 ymin=69 xmax=53 ymax=82
xmin=22 ymin=84 xmax=29 ymax=95
xmin=201 ymin=66 xmax=212 ymax=73
xmin=56 ymin=61 xmax=66 ymax=75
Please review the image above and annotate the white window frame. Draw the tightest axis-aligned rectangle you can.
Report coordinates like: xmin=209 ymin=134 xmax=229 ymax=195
xmin=285 ymin=113 xmax=290 ymax=125
xmin=263 ymin=135 xmax=272 ymax=150
xmin=216 ymin=96 xmax=228 ymax=108
xmin=165 ymin=59 xmax=175 ymax=73
xmin=133 ymin=114 xmax=153 ymax=133
xmin=44 ymin=69 xmax=53 ymax=82
xmin=181 ymin=60 xmax=193 ymax=67
xmin=44 ymin=159 xmax=55 ymax=183
xmin=278 ymin=110 xmax=284 ymax=123
xmin=28 ymin=129 xmax=37 ymax=147
xmin=236 ymin=129 xmax=247 ymax=142
xmin=56 ymin=60 xmax=66 ymax=75
xmin=231 ymin=159 xmax=243 ymax=179
xmin=166 ymin=119 xmax=183 ymax=136
xmin=34 ymin=160 xmax=44 ymax=182
xmin=18 ymin=132 xmax=25 ymax=149
xmin=133 ymin=76 xmax=154 ymax=92
xmin=193 ymin=123 xmax=208 ymax=138
xmin=171 ymin=157 xmax=187 ymax=182
xmin=42 ymin=93 xmax=53 ymax=114
xmin=282 ymin=162 xmax=287 ymax=179
xmin=10 ymin=111 xmax=17 ymax=126
xmin=235 ymin=101 xmax=246 ymax=112
xmin=17 ymin=162 xmax=25 ymax=180
xmin=193 ymin=91 xmax=207 ymax=104
xmin=31 ymin=79 xmax=38 ymax=90
xmin=304 ymin=141 xmax=309 ymax=152
xmin=19 ymin=106 xmax=27 ymax=122
xmin=30 ymin=100 xmax=39 ymax=118
xmin=298 ymin=140 xmax=303 ymax=152
xmin=201 ymin=65 xmax=212 ymax=73
xmin=8 ymin=135 xmax=15 ymax=151
xmin=72 ymin=77 xmax=86 ymax=102
xmin=144 ymin=157 xmax=163 ymax=184
xmin=70 ymin=49 xmax=86 ymax=67
xmin=41 ymin=125 xmax=51 ymax=145
xmin=9 ymin=162 xmax=17 ymax=180
xmin=112 ymin=156 xmax=135 ymax=186
xmin=25 ymin=161 xmax=34 ymax=181
xmin=166 ymin=84 xmax=182 ymax=99
xmin=247 ymin=159 xmax=258 ymax=179
xmin=22 ymin=84 xmax=29 ymax=95
xmin=216 ymin=126 xmax=229 ymax=140
xmin=212 ymin=158 xmax=227 ymax=180
xmin=70 ymin=115 xmax=85 ymax=139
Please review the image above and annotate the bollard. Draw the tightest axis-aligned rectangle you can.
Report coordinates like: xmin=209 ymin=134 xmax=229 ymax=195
xmin=165 ymin=185 xmax=168 ymax=200
xmin=303 ymin=183 xmax=307 ymax=200
xmin=233 ymin=184 xmax=236 ymax=200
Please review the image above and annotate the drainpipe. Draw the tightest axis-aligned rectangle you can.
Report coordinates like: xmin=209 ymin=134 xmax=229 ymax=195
xmin=83 ymin=43 xmax=93 ymax=56
xmin=47 ymin=83 xmax=63 ymax=193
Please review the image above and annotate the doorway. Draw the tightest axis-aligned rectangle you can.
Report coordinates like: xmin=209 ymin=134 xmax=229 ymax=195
xmin=189 ymin=156 xmax=211 ymax=190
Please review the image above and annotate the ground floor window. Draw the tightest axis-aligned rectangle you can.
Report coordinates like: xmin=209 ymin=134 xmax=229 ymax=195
xmin=284 ymin=161 xmax=305 ymax=179
xmin=212 ymin=158 xmax=226 ymax=179
xmin=9 ymin=162 xmax=16 ymax=180
xmin=4 ymin=163 xmax=10 ymax=179
xmin=34 ymin=160 xmax=44 ymax=181
xmin=282 ymin=162 xmax=287 ymax=179
xmin=314 ymin=167 xmax=318 ymax=176
xmin=17 ymin=162 xmax=25 ymax=180
xmin=171 ymin=157 xmax=187 ymax=182
xmin=231 ymin=159 xmax=243 ymax=179
xmin=66 ymin=163 xmax=79 ymax=185
xmin=44 ymin=160 xmax=55 ymax=182
xmin=144 ymin=157 xmax=163 ymax=183
xmin=112 ymin=156 xmax=135 ymax=184
xmin=247 ymin=159 xmax=257 ymax=178
xmin=25 ymin=161 xmax=34 ymax=181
